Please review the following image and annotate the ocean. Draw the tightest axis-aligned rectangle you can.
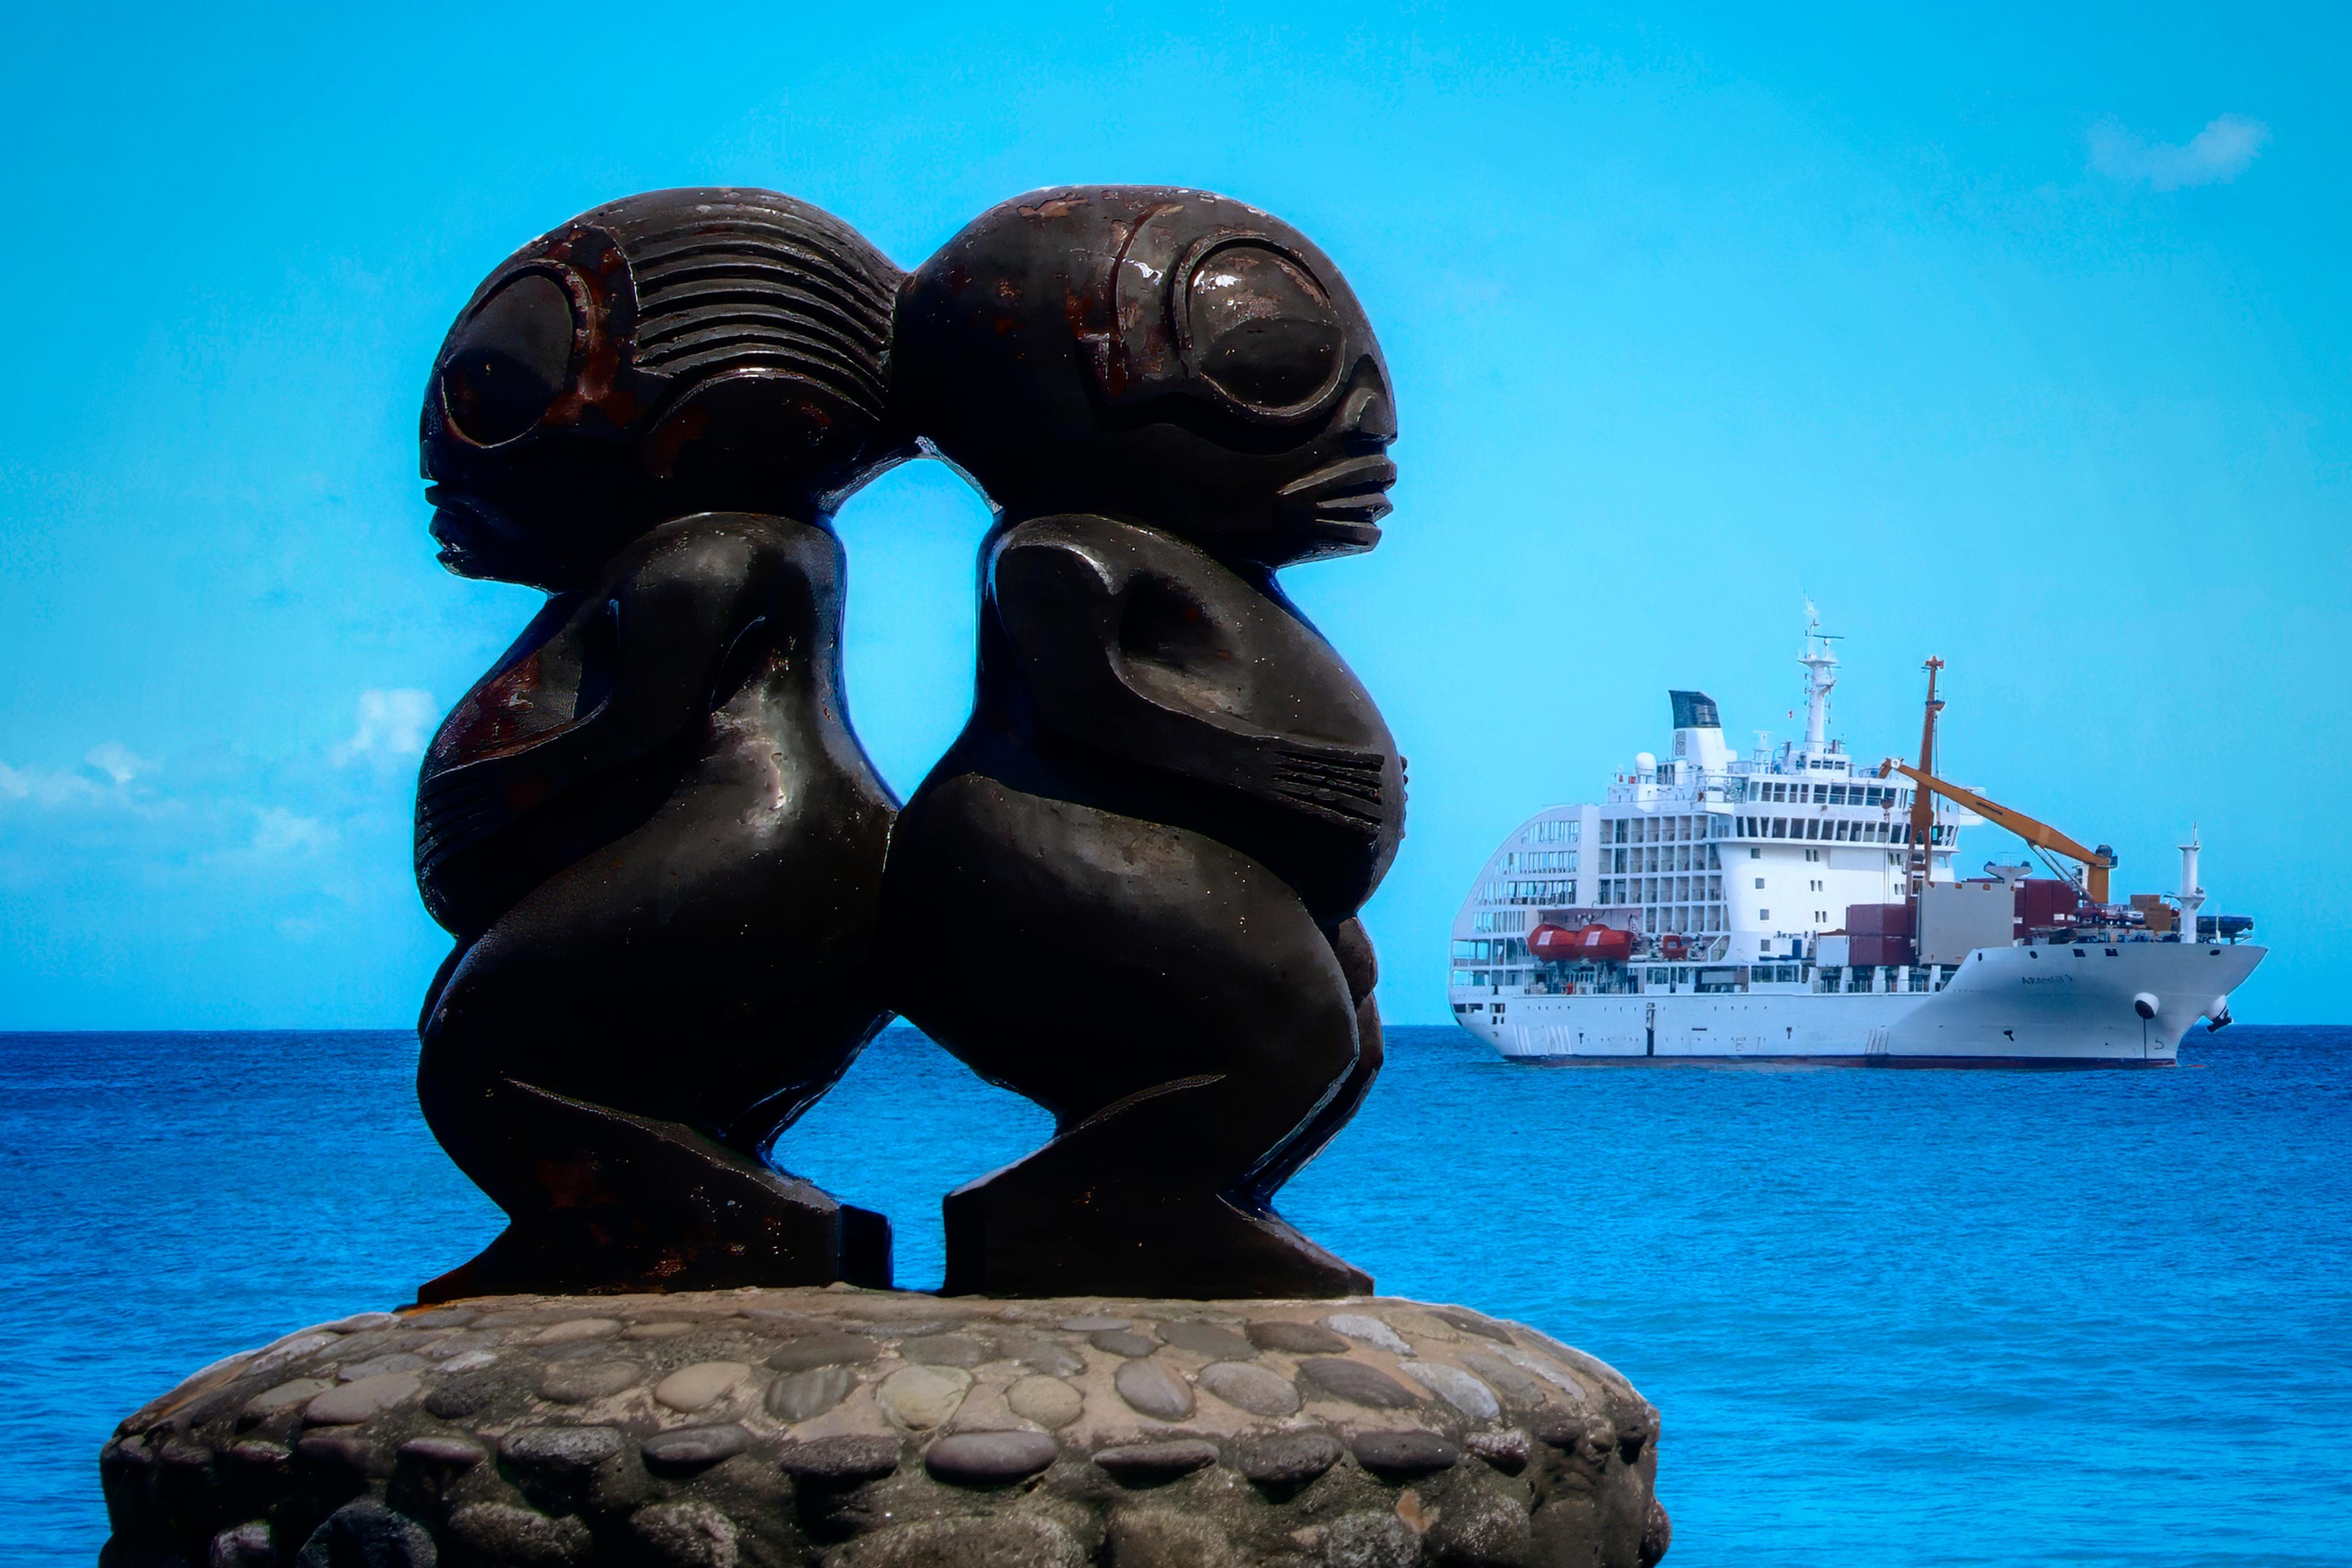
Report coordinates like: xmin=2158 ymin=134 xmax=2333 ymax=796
xmin=6 ymin=1024 xmax=2346 ymax=1566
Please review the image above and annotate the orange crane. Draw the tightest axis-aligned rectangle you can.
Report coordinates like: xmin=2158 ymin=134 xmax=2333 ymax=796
xmin=1882 ymin=657 xmax=2117 ymax=903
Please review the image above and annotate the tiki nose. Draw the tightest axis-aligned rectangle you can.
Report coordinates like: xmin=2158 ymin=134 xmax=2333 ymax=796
xmin=1341 ymin=376 xmax=1396 ymax=445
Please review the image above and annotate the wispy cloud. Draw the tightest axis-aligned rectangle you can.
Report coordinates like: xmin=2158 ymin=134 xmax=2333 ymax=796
xmin=2090 ymin=113 xmax=2271 ymax=190
xmin=0 ymin=742 xmax=159 ymax=809
xmin=86 ymin=742 xmax=156 ymax=785
xmin=334 ymin=687 xmax=438 ymax=768
xmin=251 ymin=806 xmax=336 ymax=856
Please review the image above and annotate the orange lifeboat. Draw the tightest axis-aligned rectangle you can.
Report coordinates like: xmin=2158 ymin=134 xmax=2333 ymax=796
xmin=1529 ymin=922 xmax=1635 ymax=964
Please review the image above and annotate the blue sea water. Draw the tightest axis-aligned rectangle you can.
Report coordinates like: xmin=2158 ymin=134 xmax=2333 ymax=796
xmin=5 ymin=1024 xmax=2346 ymax=1567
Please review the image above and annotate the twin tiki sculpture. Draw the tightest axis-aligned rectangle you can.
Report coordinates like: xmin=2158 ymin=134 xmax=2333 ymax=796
xmin=412 ymin=186 xmax=1404 ymax=1307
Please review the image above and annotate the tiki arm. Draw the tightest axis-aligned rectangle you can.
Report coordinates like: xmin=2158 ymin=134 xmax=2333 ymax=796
xmin=416 ymin=529 xmax=760 ymax=876
xmin=990 ymin=523 xmax=1388 ymax=836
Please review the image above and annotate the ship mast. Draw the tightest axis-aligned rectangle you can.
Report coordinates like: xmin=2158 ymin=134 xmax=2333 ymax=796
xmin=1798 ymin=606 xmax=1839 ymax=758
xmin=1906 ymin=657 xmax=1943 ymax=900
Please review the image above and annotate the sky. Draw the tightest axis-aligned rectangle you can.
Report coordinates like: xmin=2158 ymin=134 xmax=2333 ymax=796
xmin=2 ymin=2 xmax=2344 ymax=1028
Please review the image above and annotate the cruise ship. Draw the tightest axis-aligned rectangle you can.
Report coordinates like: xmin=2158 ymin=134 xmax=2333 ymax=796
xmin=1448 ymin=622 xmax=2263 ymax=1066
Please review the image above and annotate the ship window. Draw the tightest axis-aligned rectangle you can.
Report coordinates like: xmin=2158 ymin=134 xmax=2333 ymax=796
xmin=1754 ymin=877 xmax=1765 ymax=889
xmin=1751 ymin=847 xmax=1760 ymax=859
xmin=1758 ymin=908 xmax=1770 ymax=919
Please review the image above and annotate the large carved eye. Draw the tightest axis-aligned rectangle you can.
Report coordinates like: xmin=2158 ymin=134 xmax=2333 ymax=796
xmin=440 ymin=273 xmax=575 ymax=445
xmin=1184 ymin=245 xmax=1344 ymax=412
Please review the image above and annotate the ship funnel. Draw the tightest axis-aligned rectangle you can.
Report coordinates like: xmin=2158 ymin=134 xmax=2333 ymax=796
xmin=1668 ymin=690 xmax=1732 ymax=772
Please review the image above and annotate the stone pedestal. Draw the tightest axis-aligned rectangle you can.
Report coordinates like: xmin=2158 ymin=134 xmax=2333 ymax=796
xmin=100 ymin=1289 xmax=1668 ymax=1567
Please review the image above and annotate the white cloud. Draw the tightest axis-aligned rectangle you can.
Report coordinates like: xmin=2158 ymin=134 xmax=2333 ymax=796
xmin=0 ymin=741 xmax=157 ymax=808
xmin=334 ymin=688 xmax=438 ymax=767
xmin=251 ymin=807 xmax=336 ymax=856
xmin=2090 ymin=113 xmax=2271 ymax=190
xmin=86 ymin=742 xmax=156 ymax=785
xmin=0 ymin=762 xmax=105 ymax=808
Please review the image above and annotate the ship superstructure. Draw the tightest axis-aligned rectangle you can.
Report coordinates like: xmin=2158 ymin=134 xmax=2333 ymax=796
xmin=1448 ymin=620 xmax=2263 ymax=1065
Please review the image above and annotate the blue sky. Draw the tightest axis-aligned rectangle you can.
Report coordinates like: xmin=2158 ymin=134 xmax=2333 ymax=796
xmin=2 ymin=3 xmax=2343 ymax=1027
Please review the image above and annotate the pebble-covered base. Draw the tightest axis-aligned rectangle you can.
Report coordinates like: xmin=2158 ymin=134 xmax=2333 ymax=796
xmin=100 ymin=1288 xmax=1668 ymax=1568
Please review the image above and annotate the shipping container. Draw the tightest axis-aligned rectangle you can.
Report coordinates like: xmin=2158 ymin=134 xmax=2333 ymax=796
xmin=1850 ymin=933 xmax=1917 ymax=967
xmin=2016 ymin=877 xmax=2083 ymax=930
xmin=1918 ymin=880 xmax=2016 ymax=963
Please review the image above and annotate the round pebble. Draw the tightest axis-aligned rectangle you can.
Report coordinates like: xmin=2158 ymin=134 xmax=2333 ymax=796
xmin=422 ymin=1373 xmax=499 ymax=1420
xmin=396 ymin=1436 xmax=487 ymax=1470
xmin=450 ymin=1502 xmax=593 ymax=1564
xmin=248 ymin=1332 xmax=339 ymax=1376
xmin=631 ymin=1499 xmax=737 ymax=1568
xmin=877 ymin=1365 xmax=971 ymax=1430
xmin=1427 ymin=1306 xmax=1515 ymax=1343
xmin=423 ymin=1332 xmax=500 ymax=1361
xmin=766 ymin=1333 xmax=881 ymax=1373
xmin=1153 ymin=1321 xmax=1255 ymax=1360
xmin=303 ymin=1371 xmax=420 ymax=1425
xmin=1297 ymin=1357 xmax=1418 ymax=1410
xmin=337 ymin=1352 xmax=426 ymax=1383
xmin=530 ymin=1317 xmax=622 ymax=1346
xmin=1089 ymin=1329 xmax=1159 ymax=1358
xmin=925 ymin=1430 xmax=1058 ymax=1485
xmin=1496 ymin=1345 xmax=1589 ymax=1398
xmin=1320 ymin=1313 xmax=1413 ymax=1356
xmin=1197 ymin=1360 xmax=1300 ymax=1418
xmin=401 ymin=1308 xmax=477 ymax=1330
xmin=320 ymin=1313 xmax=401 ymax=1334
xmin=437 ymin=1350 xmax=498 ymax=1374
xmin=1456 ymin=1351 xmax=1547 ymax=1408
xmin=1234 ymin=1431 xmax=1342 ymax=1487
xmin=1113 ymin=1359 xmax=1194 ymax=1421
xmin=625 ymin=1321 xmax=696 ymax=1340
xmin=1387 ymin=1309 xmax=1462 ymax=1343
xmin=654 ymin=1361 xmax=749 ymax=1413
xmin=1093 ymin=1439 xmax=1218 ymax=1482
xmin=540 ymin=1360 xmax=644 ymax=1404
xmin=1465 ymin=1429 xmax=1530 ymax=1473
xmin=994 ymin=1335 xmax=1085 ymax=1378
xmin=501 ymin=1425 xmax=624 ymax=1476
xmin=293 ymin=1432 xmax=375 ymax=1476
xmin=297 ymin=1500 xmax=432 ymax=1568
xmin=777 ymin=1433 xmax=900 ymax=1483
xmin=1531 ymin=1407 xmax=1615 ymax=1460
xmin=1351 ymin=1430 xmax=1460 ymax=1476
xmin=767 ymin=1363 xmax=856 ymax=1422
xmin=225 ymin=1441 xmax=290 ymax=1474
xmin=1057 ymin=1316 xmax=1129 ymax=1332
xmin=899 ymin=1333 xmax=988 ymax=1367
xmin=246 ymin=1378 xmax=332 ymax=1415
xmin=641 ymin=1424 xmax=750 ymax=1472
xmin=210 ymin=1523 xmax=273 ymax=1567
xmin=1006 ymin=1375 xmax=1084 ymax=1428
xmin=1245 ymin=1320 xmax=1351 ymax=1355
xmin=1399 ymin=1361 xmax=1501 ymax=1422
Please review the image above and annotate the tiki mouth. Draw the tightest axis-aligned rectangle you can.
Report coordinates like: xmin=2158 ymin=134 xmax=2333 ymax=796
xmin=425 ymin=486 xmax=499 ymax=574
xmin=1276 ymin=454 xmax=1395 ymax=541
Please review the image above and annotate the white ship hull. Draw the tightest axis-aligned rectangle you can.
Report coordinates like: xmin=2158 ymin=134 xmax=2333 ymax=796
xmin=1453 ymin=941 xmax=2265 ymax=1066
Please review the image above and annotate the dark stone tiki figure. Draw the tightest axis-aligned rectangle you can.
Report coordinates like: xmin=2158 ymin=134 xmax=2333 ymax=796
xmin=884 ymin=188 xmax=1403 ymax=1298
xmin=412 ymin=189 xmax=905 ymax=1299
